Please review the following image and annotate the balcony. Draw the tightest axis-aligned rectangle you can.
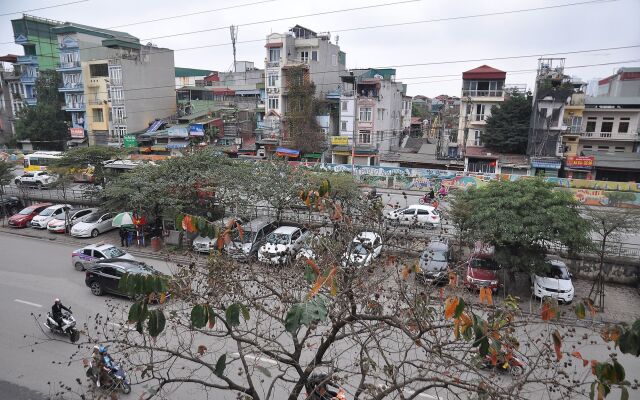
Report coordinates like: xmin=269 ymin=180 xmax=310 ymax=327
xmin=266 ymin=61 xmax=280 ymax=68
xmin=24 ymin=97 xmax=37 ymax=106
xmin=63 ymin=102 xmax=85 ymax=111
xmin=580 ymin=131 xmax=639 ymax=141
xmin=16 ymin=55 xmax=38 ymax=65
xmin=88 ymin=99 xmax=107 ymax=106
xmin=462 ymin=90 xmax=503 ymax=98
xmin=20 ymin=75 xmax=36 ymax=84
xmin=59 ymin=82 xmax=84 ymax=92
xmin=56 ymin=61 xmax=82 ymax=71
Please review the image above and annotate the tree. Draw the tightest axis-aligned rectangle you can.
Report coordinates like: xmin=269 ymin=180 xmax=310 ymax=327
xmin=14 ymin=71 xmax=69 ymax=151
xmin=585 ymin=207 xmax=640 ymax=310
xmin=0 ymin=159 xmax=14 ymax=225
xmin=284 ymin=66 xmax=325 ymax=154
xmin=450 ymin=179 xmax=592 ymax=289
xmin=53 ymin=146 xmax=124 ymax=187
xmin=483 ymin=92 xmax=531 ymax=154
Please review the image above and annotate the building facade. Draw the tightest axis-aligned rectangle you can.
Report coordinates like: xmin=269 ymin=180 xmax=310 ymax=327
xmin=263 ymin=25 xmax=346 ymax=142
xmin=174 ymin=67 xmax=215 ymax=89
xmin=52 ymin=22 xmax=175 ymax=145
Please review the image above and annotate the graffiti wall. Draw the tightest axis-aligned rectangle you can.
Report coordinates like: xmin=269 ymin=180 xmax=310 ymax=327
xmin=310 ymin=163 xmax=640 ymax=208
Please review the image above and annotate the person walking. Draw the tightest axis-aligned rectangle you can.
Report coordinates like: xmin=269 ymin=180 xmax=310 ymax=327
xmin=119 ymin=227 xmax=128 ymax=247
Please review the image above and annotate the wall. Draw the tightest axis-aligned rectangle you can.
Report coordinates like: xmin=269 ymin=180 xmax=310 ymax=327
xmin=562 ymin=254 xmax=639 ymax=284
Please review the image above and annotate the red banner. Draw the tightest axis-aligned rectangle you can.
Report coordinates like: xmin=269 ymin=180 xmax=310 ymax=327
xmin=566 ymin=156 xmax=594 ymax=168
xmin=69 ymin=127 xmax=84 ymax=139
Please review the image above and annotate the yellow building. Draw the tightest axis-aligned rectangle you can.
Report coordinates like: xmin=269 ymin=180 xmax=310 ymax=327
xmin=561 ymin=92 xmax=585 ymax=157
xmin=83 ymin=61 xmax=111 ymax=146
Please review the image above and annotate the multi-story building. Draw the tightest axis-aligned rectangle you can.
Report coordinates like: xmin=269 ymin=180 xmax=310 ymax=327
xmin=10 ymin=15 xmax=62 ymax=107
xmin=52 ymin=22 xmax=175 ymax=145
xmin=597 ymin=67 xmax=640 ymax=97
xmin=263 ymin=25 xmax=346 ymax=144
xmin=332 ymin=68 xmax=409 ymax=166
xmin=0 ymin=57 xmax=21 ymax=141
xmin=412 ymin=95 xmax=431 ymax=116
xmin=174 ymin=67 xmax=215 ymax=89
xmin=455 ymin=65 xmax=507 ymax=171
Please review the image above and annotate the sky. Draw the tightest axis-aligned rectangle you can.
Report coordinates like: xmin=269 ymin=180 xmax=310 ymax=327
xmin=1 ymin=0 xmax=639 ymax=97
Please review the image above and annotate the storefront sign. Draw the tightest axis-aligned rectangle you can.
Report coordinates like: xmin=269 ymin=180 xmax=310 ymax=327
xmin=189 ymin=124 xmax=205 ymax=136
xmin=531 ymin=159 xmax=561 ymax=169
xmin=330 ymin=136 xmax=349 ymax=145
xmin=566 ymin=156 xmax=594 ymax=169
xmin=69 ymin=127 xmax=84 ymax=139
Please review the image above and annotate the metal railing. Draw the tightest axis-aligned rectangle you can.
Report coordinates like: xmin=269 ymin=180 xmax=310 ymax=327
xmin=3 ymin=185 xmax=101 ymax=206
xmin=462 ymin=90 xmax=503 ymax=97
xmin=58 ymin=61 xmax=81 ymax=69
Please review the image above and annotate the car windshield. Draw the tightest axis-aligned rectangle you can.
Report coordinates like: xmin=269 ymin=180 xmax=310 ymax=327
xmin=350 ymin=243 xmax=370 ymax=256
xmin=429 ymin=251 xmax=447 ymax=262
xmin=543 ymin=264 xmax=570 ymax=280
xmin=233 ymin=231 xmax=256 ymax=244
xmin=102 ymin=246 xmax=126 ymax=258
xmin=84 ymin=213 xmax=100 ymax=223
xmin=266 ymin=233 xmax=291 ymax=245
xmin=471 ymin=258 xmax=500 ymax=270
xmin=19 ymin=207 xmax=36 ymax=215
xmin=39 ymin=208 xmax=55 ymax=216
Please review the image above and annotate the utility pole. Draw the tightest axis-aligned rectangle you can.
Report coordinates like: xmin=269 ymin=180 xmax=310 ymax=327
xmin=230 ymin=25 xmax=238 ymax=72
xmin=351 ymin=79 xmax=357 ymax=174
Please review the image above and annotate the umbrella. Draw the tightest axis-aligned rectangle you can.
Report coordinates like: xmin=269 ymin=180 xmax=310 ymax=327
xmin=112 ymin=212 xmax=135 ymax=227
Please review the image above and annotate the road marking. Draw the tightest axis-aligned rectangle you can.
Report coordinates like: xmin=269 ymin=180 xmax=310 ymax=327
xmin=231 ymin=352 xmax=278 ymax=365
xmin=404 ymin=389 xmax=438 ymax=399
xmin=14 ymin=299 xmax=42 ymax=308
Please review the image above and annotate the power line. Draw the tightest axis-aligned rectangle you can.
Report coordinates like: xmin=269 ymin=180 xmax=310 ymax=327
xmin=0 ymin=0 xmax=90 ymax=17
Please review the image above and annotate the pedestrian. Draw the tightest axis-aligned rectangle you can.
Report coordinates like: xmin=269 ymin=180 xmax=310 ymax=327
xmin=127 ymin=230 xmax=133 ymax=247
xmin=119 ymin=227 xmax=128 ymax=247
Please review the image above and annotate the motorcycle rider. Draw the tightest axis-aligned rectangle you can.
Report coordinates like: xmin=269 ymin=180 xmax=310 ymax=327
xmin=91 ymin=346 xmax=104 ymax=387
xmin=51 ymin=298 xmax=71 ymax=330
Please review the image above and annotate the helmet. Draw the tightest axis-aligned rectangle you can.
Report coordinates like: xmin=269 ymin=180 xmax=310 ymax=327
xmin=54 ymin=298 xmax=60 ymax=303
xmin=93 ymin=345 xmax=100 ymax=352
xmin=98 ymin=346 xmax=106 ymax=354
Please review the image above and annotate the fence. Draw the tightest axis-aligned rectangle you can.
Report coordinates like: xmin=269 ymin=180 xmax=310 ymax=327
xmin=3 ymin=186 xmax=101 ymax=207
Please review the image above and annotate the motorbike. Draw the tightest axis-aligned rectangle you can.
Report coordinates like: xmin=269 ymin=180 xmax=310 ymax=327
xmin=44 ymin=310 xmax=80 ymax=343
xmin=86 ymin=358 xmax=131 ymax=394
xmin=475 ymin=353 xmax=526 ymax=377
xmin=307 ymin=373 xmax=347 ymax=400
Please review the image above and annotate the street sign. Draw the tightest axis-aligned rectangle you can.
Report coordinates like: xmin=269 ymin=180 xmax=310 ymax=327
xmin=123 ymin=135 xmax=137 ymax=148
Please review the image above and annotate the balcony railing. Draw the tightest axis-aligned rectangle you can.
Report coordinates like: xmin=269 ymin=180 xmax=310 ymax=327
xmin=16 ymin=55 xmax=38 ymax=64
xmin=59 ymin=82 xmax=84 ymax=91
xmin=57 ymin=61 xmax=81 ymax=70
xmin=472 ymin=114 xmax=488 ymax=122
xmin=266 ymin=61 xmax=280 ymax=68
xmin=581 ymin=131 xmax=639 ymax=140
xmin=462 ymin=90 xmax=503 ymax=97
xmin=24 ymin=97 xmax=37 ymax=106
xmin=63 ymin=102 xmax=85 ymax=111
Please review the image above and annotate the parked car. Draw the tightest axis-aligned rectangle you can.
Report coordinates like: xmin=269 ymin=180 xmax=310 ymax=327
xmin=8 ymin=202 xmax=53 ymax=228
xmin=14 ymin=170 xmax=57 ymax=188
xmin=47 ymin=208 xmax=98 ymax=233
xmin=417 ymin=240 xmax=451 ymax=284
xmin=385 ymin=204 xmax=440 ymax=228
xmin=465 ymin=257 xmax=501 ymax=293
xmin=0 ymin=196 xmax=23 ymax=217
xmin=225 ymin=217 xmax=277 ymax=262
xmin=72 ymin=242 xmax=135 ymax=271
xmin=70 ymin=211 xmax=116 ymax=238
xmin=342 ymin=232 xmax=383 ymax=268
xmin=30 ymin=204 xmax=71 ymax=229
xmin=258 ymin=226 xmax=309 ymax=265
xmin=295 ymin=234 xmax=323 ymax=261
xmin=192 ymin=217 xmax=248 ymax=254
xmin=85 ymin=259 xmax=162 ymax=298
xmin=531 ymin=259 xmax=574 ymax=304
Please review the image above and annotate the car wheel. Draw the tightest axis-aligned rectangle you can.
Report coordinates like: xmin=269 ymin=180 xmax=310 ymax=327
xmin=14 ymin=179 xmax=20 ymax=186
xmin=91 ymin=229 xmax=99 ymax=238
xmin=90 ymin=282 xmax=103 ymax=296
xmin=510 ymin=365 xmax=524 ymax=377
xmin=74 ymin=262 xmax=84 ymax=271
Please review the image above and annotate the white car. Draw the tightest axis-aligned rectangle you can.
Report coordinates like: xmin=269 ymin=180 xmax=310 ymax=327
xmin=532 ymin=259 xmax=575 ymax=304
xmin=258 ymin=226 xmax=309 ymax=264
xmin=30 ymin=204 xmax=71 ymax=229
xmin=70 ymin=211 xmax=117 ymax=238
xmin=71 ymin=242 xmax=135 ymax=271
xmin=385 ymin=204 xmax=440 ymax=228
xmin=342 ymin=232 xmax=383 ymax=268
xmin=14 ymin=170 xmax=57 ymax=188
xmin=47 ymin=208 xmax=98 ymax=233
xmin=193 ymin=217 xmax=247 ymax=253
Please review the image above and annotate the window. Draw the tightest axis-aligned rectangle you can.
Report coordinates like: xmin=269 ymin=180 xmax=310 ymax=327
xmin=601 ymin=117 xmax=613 ymax=133
xmin=473 ymin=130 xmax=482 ymax=146
xmin=93 ymin=108 xmax=104 ymax=122
xmin=586 ymin=118 xmax=596 ymax=132
xmin=539 ymin=108 xmax=548 ymax=118
xmin=475 ymin=104 xmax=485 ymax=121
xmin=377 ymin=108 xmax=384 ymax=121
xmin=341 ymin=120 xmax=347 ymax=131
xmin=331 ymin=54 xmax=338 ymax=66
xmin=597 ymin=145 xmax=609 ymax=152
xmin=267 ymin=73 xmax=278 ymax=87
xmin=377 ymin=131 xmax=383 ymax=141
xmin=311 ymin=51 xmax=318 ymax=61
xmin=89 ymin=64 xmax=108 ymax=77
xmin=581 ymin=145 xmax=592 ymax=151
xmin=299 ymin=51 xmax=309 ymax=62
xmin=615 ymin=146 xmax=626 ymax=152
xmin=269 ymin=48 xmax=280 ymax=62
xmin=359 ymin=107 xmax=372 ymax=122
xmin=268 ymin=97 xmax=279 ymax=110
xmin=358 ymin=130 xmax=371 ymax=144
xmin=341 ymin=101 xmax=348 ymax=111
xmin=618 ymin=118 xmax=630 ymax=133
xmin=112 ymin=107 xmax=126 ymax=123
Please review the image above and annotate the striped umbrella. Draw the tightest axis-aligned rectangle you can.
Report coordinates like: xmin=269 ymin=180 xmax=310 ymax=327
xmin=112 ymin=212 xmax=135 ymax=227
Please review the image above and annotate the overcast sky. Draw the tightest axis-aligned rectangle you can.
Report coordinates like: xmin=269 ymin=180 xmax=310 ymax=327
xmin=1 ymin=0 xmax=639 ymax=97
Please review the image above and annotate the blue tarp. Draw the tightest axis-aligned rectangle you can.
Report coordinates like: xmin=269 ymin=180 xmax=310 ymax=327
xmin=166 ymin=142 xmax=189 ymax=149
xmin=189 ymin=123 xmax=205 ymax=136
xmin=147 ymin=119 xmax=164 ymax=133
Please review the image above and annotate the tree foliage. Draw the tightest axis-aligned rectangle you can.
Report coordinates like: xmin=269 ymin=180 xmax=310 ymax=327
xmin=53 ymin=146 xmax=124 ymax=186
xmin=284 ymin=66 xmax=325 ymax=154
xmin=14 ymin=71 xmax=69 ymax=151
xmin=450 ymin=179 xmax=592 ymax=275
xmin=483 ymin=92 xmax=532 ymax=154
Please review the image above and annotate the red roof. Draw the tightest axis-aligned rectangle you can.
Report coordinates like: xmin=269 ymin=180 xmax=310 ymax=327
xmin=462 ymin=65 xmax=506 ymax=80
xmin=0 ymin=54 xmax=18 ymax=63
xmin=212 ymin=87 xmax=234 ymax=95
xmin=265 ymin=42 xmax=283 ymax=48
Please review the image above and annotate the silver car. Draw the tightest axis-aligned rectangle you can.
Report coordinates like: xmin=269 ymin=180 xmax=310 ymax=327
xmin=70 ymin=211 xmax=117 ymax=238
xmin=71 ymin=242 xmax=135 ymax=271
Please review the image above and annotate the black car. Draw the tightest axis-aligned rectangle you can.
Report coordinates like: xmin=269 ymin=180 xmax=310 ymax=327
xmin=0 ymin=196 xmax=23 ymax=217
xmin=416 ymin=240 xmax=451 ymax=285
xmin=85 ymin=258 xmax=162 ymax=298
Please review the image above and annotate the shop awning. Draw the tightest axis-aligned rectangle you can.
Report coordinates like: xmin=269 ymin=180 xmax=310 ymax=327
xmin=150 ymin=145 xmax=167 ymax=151
xmin=276 ymin=147 xmax=300 ymax=157
xmin=302 ymin=153 xmax=322 ymax=159
xmin=167 ymin=142 xmax=189 ymax=149
xmin=265 ymin=42 xmax=283 ymax=48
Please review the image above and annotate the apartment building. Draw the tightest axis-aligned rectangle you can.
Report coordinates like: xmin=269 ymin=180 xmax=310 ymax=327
xmin=263 ymin=25 xmax=346 ymax=143
xmin=174 ymin=67 xmax=215 ymax=89
xmin=332 ymin=68 xmax=409 ymax=166
xmin=52 ymin=22 xmax=175 ymax=145
xmin=0 ymin=58 xmax=21 ymax=141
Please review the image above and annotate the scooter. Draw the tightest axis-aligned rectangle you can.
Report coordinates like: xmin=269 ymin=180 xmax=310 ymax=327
xmin=44 ymin=310 xmax=80 ymax=343
xmin=475 ymin=353 xmax=526 ymax=377
xmin=307 ymin=373 xmax=347 ymax=400
xmin=86 ymin=358 xmax=131 ymax=394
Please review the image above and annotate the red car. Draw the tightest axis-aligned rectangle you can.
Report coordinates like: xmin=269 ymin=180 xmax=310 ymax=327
xmin=464 ymin=242 xmax=501 ymax=292
xmin=8 ymin=202 xmax=53 ymax=228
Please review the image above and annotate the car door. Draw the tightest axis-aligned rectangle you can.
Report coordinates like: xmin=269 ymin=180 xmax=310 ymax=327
xmin=372 ymin=236 xmax=383 ymax=258
xmin=82 ymin=248 xmax=97 ymax=264
xmin=93 ymin=250 xmax=107 ymax=261
xmin=97 ymin=266 xmax=120 ymax=294
xmin=289 ymin=229 xmax=302 ymax=253
xmin=98 ymin=213 xmax=114 ymax=232
xmin=400 ymin=208 xmax=416 ymax=224
xmin=416 ymin=208 xmax=431 ymax=224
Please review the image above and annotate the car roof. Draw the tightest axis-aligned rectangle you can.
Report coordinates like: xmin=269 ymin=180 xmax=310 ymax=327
xmin=29 ymin=202 xmax=53 ymax=208
xmin=44 ymin=204 xmax=68 ymax=210
xmin=243 ymin=217 xmax=275 ymax=231
xmin=272 ymin=226 xmax=300 ymax=235
xmin=95 ymin=259 xmax=152 ymax=271
xmin=355 ymin=231 xmax=378 ymax=241
xmin=425 ymin=241 xmax=449 ymax=251
xmin=407 ymin=204 xmax=436 ymax=211
xmin=82 ymin=242 xmax=117 ymax=251
xmin=546 ymin=259 xmax=567 ymax=268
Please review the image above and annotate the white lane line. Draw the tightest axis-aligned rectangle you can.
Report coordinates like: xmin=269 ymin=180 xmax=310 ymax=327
xmin=14 ymin=299 xmax=42 ymax=308
xmin=231 ymin=352 xmax=278 ymax=365
xmin=404 ymin=389 xmax=438 ymax=399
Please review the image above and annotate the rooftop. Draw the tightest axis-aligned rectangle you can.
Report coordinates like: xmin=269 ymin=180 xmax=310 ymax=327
xmin=51 ymin=22 xmax=139 ymax=43
xmin=585 ymin=96 xmax=640 ymax=107
xmin=175 ymin=67 xmax=216 ymax=78
xmin=462 ymin=65 xmax=506 ymax=80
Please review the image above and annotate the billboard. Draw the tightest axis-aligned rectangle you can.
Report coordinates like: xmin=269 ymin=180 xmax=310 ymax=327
xmin=69 ymin=127 xmax=84 ymax=139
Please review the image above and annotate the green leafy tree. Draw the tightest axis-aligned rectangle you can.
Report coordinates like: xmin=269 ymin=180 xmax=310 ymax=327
xmin=483 ymin=92 xmax=532 ymax=154
xmin=53 ymin=146 xmax=124 ymax=187
xmin=450 ymin=179 xmax=592 ymax=288
xmin=0 ymin=159 xmax=15 ymax=224
xmin=15 ymin=71 xmax=69 ymax=151
xmin=284 ymin=66 xmax=324 ymax=154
